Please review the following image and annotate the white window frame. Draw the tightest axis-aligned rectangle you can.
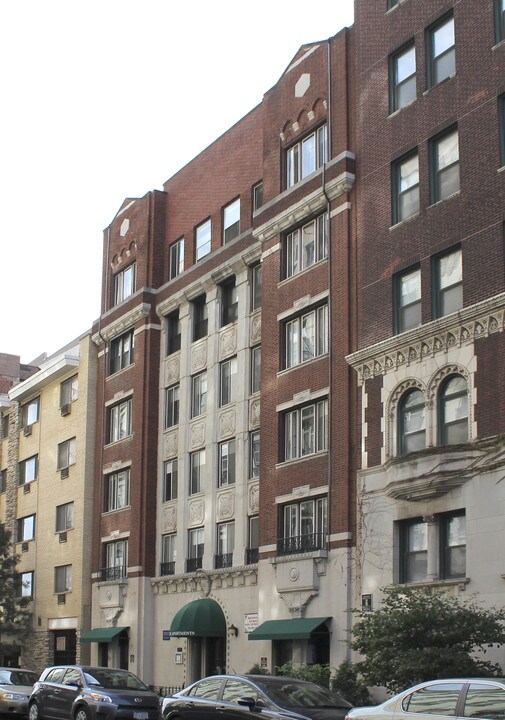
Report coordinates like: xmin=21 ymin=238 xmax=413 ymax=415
xmin=251 ymin=346 xmax=261 ymax=394
xmin=17 ymin=514 xmax=36 ymax=542
xmin=54 ymin=564 xmax=72 ymax=593
xmin=250 ymin=431 xmax=260 ymax=478
xmin=109 ymin=398 xmax=132 ymax=443
xmin=107 ymin=469 xmax=130 ymax=511
xmin=284 ymin=399 xmax=328 ymax=461
xmin=20 ymin=455 xmax=37 ymax=485
xmin=286 ymin=124 xmax=328 ymax=188
xmin=393 ymin=152 xmax=419 ymax=224
xmin=163 ymin=459 xmax=178 ymax=502
xmin=60 ymin=375 xmax=78 ymax=407
xmin=191 ymin=372 xmax=207 ymax=418
xmin=217 ymin=521 xmax=235 ymax=555
xmin=190 ymin=450 xmax=205 ymax=495
xmin=218 ymin=439 xmax=236 ymax=487
xmin=170 ymin=238 xmax=185 ymax=279
xmin=114 ymin=263 xmax=136 ymax=305
xmin=162 ymin=533 xmax=177 ymax=564
xmin=431 ymin=128 xmax=460 ymax=203
xmin=220 ymin=358 xmax=237 ymax=407
xmin=22 ymin=398 xmax=39 ymax=427
xmin=188 ymin=527 xmax=204 ymax=559
xmin=428 ymin=15 xmax=455 ymax=87
xmin=223 ymin=199 xmax=240 ymax=244
xmin=165 ymin=385 xmax=180 ymax=428
xmin=283 ymin=497 xmax=328 ymax=541
xmin=196 ymin=219 xmax=211 ymax=260
xmin=56 ymin=502 xmax=74 ymax=532
xmin=391 ymin=43 xmax=416 ymax=112
xmin=110 ymin=331 xmax=134 ymax=374
xmin=285 ymin=212 xmax=328 ymax=278
xmin=285 ymin=305 xmax=328 ymax=369
xmin=106 ymin=539 xmax=128 ymax=570
xmin=57 ymin=437 xmax=76 ymax=470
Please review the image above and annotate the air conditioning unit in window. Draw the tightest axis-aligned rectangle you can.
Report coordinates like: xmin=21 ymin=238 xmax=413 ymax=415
xmin=59 ymin=531 xmax=67 ymax=543
xmin=60 ymin=404 xmax=71 ymax=417
xmin=23 ymin=425 xmax=32 ymax=437
xmin=21 ymin=542 xmax=29 ymax=552
xmin=23 ymin=483 xmax=31 ymax=494
xmin=60 ymin=467 xmax=69 ymax=480
xmin=57 ymin=594 xmax=66 ymax=605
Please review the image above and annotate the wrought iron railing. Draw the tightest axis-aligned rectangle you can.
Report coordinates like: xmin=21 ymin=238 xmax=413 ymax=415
xmin=186 ymin=557 xmax=203 ymax=573
xmin=277 ymin=532 xmax=326 ymax=556
xmin=160 ymin=561 xmax=175 ymax=576
xmin=246 ymin=548 xmax=259 ymax=564
xmin=214 ymin=553 xmax=233 ymax=569
xmin=100 ymin=565 xmax=128 ymax=581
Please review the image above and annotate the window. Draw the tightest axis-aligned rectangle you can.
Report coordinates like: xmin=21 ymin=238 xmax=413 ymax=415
xmin=56 ymin=502 xmax=74 ymax=532
xmin=0 ymin=469 xmax=6 ymax=493
xmin=110 ymin=331 xmax=134 ymax=374
xmin=220 ymin=358 xmax=237 ymax=406
xmin=216 ymin=521 xmax=234 ymax=568
xmin=499 ymin=94 xmax=505 ymax=167
xmin=106 ymin=469 xmax=130 ymax=511
xmin=161 ymin=533 xmax=176 ymax=575
xmin=166 ymin=310 xmax=181 ymax=355
xmin=279 ymin=497 xmax=327 ymax=555
xmin=19 ymin=456 xmax=37 ymax=486
xmin=496 ymin=0 xmax=505 ymax=42
xmin=390 ymin=43 xmax=416 ymax=112
xmin=430 ymin=127 xmax=459 ymax=203
xmin=108 ymin=398 xmax=132 ymax=443
xmin=60 ymin=375 xmax=78 ymax=407
xmin=218 ymin=439 xmax=236 ymax=487
xmin=399 ymin=512 xmax=466 ymax=583
xmin=190 ymin=450 xmax=205 ymax=495
xmin=165 ymin=385 xmax=180 ymax=428
xmin=196 ymin=219 xmax=211 ymax=260
xmin=57 ymin=437 xmax=76 ymax=470
xmin=16 ymin=514 xmax=36 ymax=542
xmin=251 ymin=263 xmax=262 ymax=310
xmin=247 ymin=515 xmax=259 ymax=564
xmin=427 ymin=14 xmax=455 ymax=87
xmin=433 ymin=248 xmax=462 ymax=318
xmin=55 ymin=564 xmax=72 ymax=593
xmin=405 ymin=684 xmax=464 ymax=715
xmin=170 ymin=238 xmax=184 ymax=279
xmin=187 ymin=527 xmax=204 ymax=572
xmin=192 ymin=295 xmax=208 ymax=341
xmin=253 ymin=181 xmax=263 ymax=211
xmin=440 ymin=512 xmax=466 ymax=579
xmin=284 ymin=399 xmax=328 ymax=461
xmin=22 ymin=398 xmax=39 ymax=427
xmin=392 ymin=152 xmax=419 ymax=224
xmin=191 ymin=372 xmax=207 ymax=418
xmin=221 ymin=278 xmax=238 ymax=326
xmin=163 ymin=459 xmax=178 ymax=502
xmin=15 ymin=571 xmax=34 ymax=598
xmin=439 ymin=375 xmax=468 ymax=445
xmin=114 ymin=263 xmax=136 ymax=305
xmin=285 ymin=212 xmax=328 ymax=278
xmin=223 ymin=199 xmax=240 ymax=244
xmin=395 ymin=267 xmax=421 ymax=333
xmin=251 ymin=346 xmax=261 ymax=394
xmin=398 ymin=389 xmax=426 ymax=455
xmin=464 ymin=683 xmax=505 ymax=719
xmin=286 ymin=124 xmax=328 ymax=188
xmin=284 ymin=304 xmax=328 ymax=368
xmin=400 ymin=519 xmax=427 ymax=582
xmin=250 ymin=431 xmax=260 ymax=478
xmin=105 ymin=539 xmax=128 ymax=579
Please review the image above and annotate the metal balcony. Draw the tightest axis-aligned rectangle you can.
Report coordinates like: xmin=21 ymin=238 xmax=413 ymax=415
xmin=277 ymin=532 xmax=326 ymax=556
xmin=246 ymin=548 xmax=259 ymax=564
xmin=160 ymin=561 xmax=175 ymax=576
xmin=100 ymin=565 xmax=127 ymax=581
xmin=186 ymin=557 xmax=203 ymax=573
xmin=214 ymin=553 xmax=233 ymax=569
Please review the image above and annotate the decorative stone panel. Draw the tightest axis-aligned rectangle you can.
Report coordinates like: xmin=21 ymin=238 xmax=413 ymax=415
xmin=216 ymin=491 xmax=234 ymax=520
xmin=190 ymin=421 xmax=205 ymax=449
xmin=219 ymin=327 xmax=237 ymax=359
xmin=219 ymin=409 xmax=236 ymax=439
xmin=191 ymin=340 xmax=207 ymax=374
xmin=250 ymin=312 xmax=261 ymax=345
xmin=162 ymin=504 xmax=177 ymax=532
xmin=165 ymin=355 xmax=180 ymax=386
xmin=188 ymin=499 xmax=205 ymax=526
xmin=164 ymin=431 xmax=178 ymax=459
xmin=249 ymin=398 xmax=260 ymax=429
xmin=248 ymin=482 xmax=259 ymax=514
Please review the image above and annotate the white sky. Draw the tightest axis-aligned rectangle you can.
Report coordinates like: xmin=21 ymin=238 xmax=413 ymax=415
xmin=1 ymin=0 xmax=354 ymax=365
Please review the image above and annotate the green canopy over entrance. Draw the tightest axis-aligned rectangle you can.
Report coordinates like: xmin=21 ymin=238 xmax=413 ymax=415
xmin=248 ymin=617 xmax=330 ymax=640
xmin=80 ymin=626 xmax=128 ymax=643
xmin=168 ymin=598 xmax=226 ymax=638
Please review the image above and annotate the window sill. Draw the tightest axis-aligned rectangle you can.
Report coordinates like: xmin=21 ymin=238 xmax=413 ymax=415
xmin=427 ymin=190 xmax=460 ymax=210
xmin=278 ymin=353 xmax=328 ymax=378
xmin=385 ymin=0 xmax=409 ymax=14
xmin=389 ymin=211 xmax=420 ymax=231
xmin=422 ymin=72 xmax=456 ymax=96
xmin=276 ymin=450 xmax=328 ymax=470
xmin=278 ymin=258 xmax=328 ymax=288
xmin=393 ymin=577 xmax=469 ymax=590
xmin=102 ymin=506 xmax=131 ymax=516
xmin=388 ymin=98 xmax=416 ymax=118
xmin=107 ymin=363 xmax=135 ymax=381
xmin=498 ymin=165 xmax=505 ymax=174
xmin=492 ymin=39 xmax=505 ymax=51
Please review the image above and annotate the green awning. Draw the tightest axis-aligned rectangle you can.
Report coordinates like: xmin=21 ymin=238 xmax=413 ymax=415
xmin=168 ymin=598 xmax=226 ymax=638
xmin=248 ymin=617 xmax=330 ymax=641
xmin=80 ymin=627 xmax=129 ymax=643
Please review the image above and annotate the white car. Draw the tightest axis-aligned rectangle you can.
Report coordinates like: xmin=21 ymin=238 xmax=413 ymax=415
xmin=346 ymin=678 xmax=505 ymax=720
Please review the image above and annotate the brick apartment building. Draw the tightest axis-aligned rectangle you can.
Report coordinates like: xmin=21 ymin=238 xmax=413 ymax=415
xmin=347 ymin=0 xmax=505 ymax=666
xmin=2 ymin=0 xmax=505 ymax=685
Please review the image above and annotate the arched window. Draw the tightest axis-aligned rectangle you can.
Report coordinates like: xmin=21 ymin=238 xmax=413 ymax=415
xmin=398 ymin=389 xmax=426 ymax=455
xmin=439 ymin=375 xmax=468 ymax=445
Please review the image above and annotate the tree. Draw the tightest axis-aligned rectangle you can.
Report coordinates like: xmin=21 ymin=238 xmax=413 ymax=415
xmin=0 ymin=524 xmax=32 ymax=664
xmin=351 ymin=585 xmax=505 ymax=694
xmin=331 ymin=659 xmax=371 ymax=706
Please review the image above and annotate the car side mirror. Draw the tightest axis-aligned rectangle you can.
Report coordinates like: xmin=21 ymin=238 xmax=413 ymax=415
xmin=66 ymin=681 xmax=82 ymax=689
xmin=237 ymin=696 xmax=263 ymax=710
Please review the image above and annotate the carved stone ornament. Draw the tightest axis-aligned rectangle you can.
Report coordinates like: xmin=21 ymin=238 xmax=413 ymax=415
xmin=250 ymin=313 xmax=262 ymax=345
xmin=249 ymin=398 xmax=260 ymax=429
xmin=164 ymin=431 xmax=178 ymax=459
xmin=165 ymin=356 xmax=180 ymax=385
xmin=189 ymin=500 xmax=204 ymax=526
xmin=219 ymin=410 xmax=236 ymax=439
xmin=191 ymin=341 xmax=207 ymax=374
xmin=217 ymin=492 xmax=234 ymax=520
xmin=162 ymin=505 xmax=177 ymax=533
xmin=190 ymin=422 xmax=205 ymax=449
xmin=248 ymin=483 xmax=259 ymax=514
xmin=220 ymin=327 xmax=237 ymax=359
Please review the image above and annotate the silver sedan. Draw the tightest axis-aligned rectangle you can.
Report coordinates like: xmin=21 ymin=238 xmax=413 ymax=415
xmin=0 ymin=668 xmax=39 ymax=717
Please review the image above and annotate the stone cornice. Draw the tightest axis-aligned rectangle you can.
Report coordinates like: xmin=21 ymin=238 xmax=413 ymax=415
xmin=347 ymin=293 xmax=505 ymax=384
xmin=92 ymin=303 xmax=151 ymax=345
xmin=253 ymin=171 xmax=355 ymax=244
xmin=151 ymin=565 xmax=258 ymax=594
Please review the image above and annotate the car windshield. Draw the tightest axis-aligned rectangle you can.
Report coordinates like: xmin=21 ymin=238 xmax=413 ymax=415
xmin=255 ymin=679 xmax=351 ymax=709
xmin=0 ymin=670 xmax=39 ymax=685
xmin=83 ymin=668 xmax=148 ymax=691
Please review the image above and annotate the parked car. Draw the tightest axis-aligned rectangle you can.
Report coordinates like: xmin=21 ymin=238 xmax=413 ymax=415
xmin=162 ymin=673 xmax=352 ymax=719
xmin=346 ymin=677 xmax=505 ymax=720
xmin=28 ymin=666 xmax=161 ymax=720
xmin=0 ymin=668 xmax=40 ymax=717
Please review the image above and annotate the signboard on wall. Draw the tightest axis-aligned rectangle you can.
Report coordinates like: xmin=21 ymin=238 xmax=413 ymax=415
xmin=244 ymin=613 xmax=258 ymax=633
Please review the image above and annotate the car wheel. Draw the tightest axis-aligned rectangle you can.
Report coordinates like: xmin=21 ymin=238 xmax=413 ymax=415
xmin=74 ymin=707 xmax=91 ymax=720
xmin=29 ymin=702 xmax=41 ymax=720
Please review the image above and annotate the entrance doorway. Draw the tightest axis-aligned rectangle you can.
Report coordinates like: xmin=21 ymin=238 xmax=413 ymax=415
xmin=53 ymin=630 xmax=77 ymax=664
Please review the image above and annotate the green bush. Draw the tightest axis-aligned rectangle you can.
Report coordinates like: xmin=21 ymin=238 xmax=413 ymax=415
xmin=246 ymin=662 xmax=269 ymax=675
xmin=275 ymin=663 xmax=331 ymax=688
xmin=331 ymin=660 xmax=371 ymax=706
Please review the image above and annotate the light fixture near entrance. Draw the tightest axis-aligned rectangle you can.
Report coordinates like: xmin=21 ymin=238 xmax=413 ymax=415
xmin=228 ymin=624 xmax=238 ymax=637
